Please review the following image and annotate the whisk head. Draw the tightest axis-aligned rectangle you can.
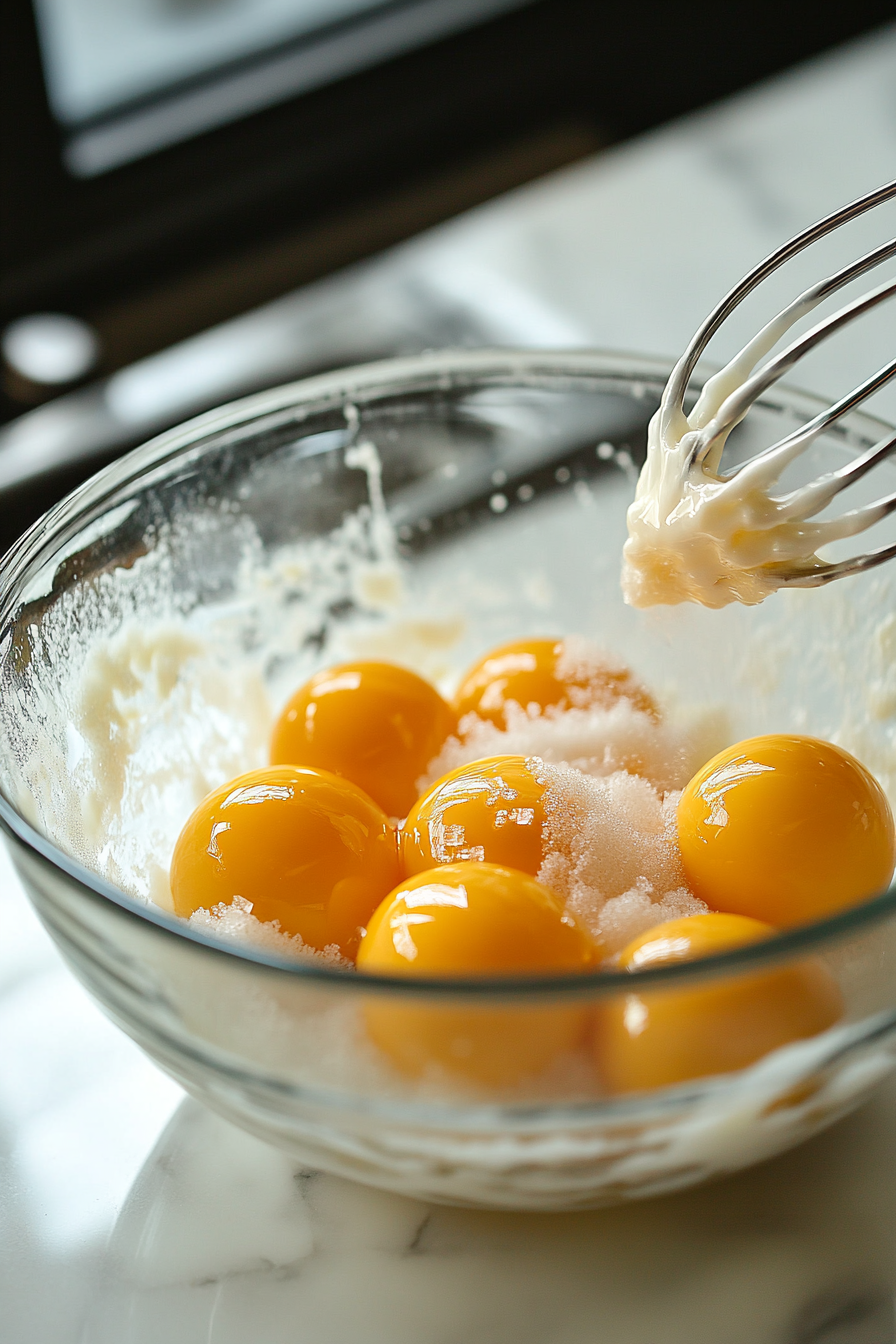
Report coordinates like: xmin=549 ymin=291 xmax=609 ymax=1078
xmin=655 ymin=177 xmax=896 ymax=594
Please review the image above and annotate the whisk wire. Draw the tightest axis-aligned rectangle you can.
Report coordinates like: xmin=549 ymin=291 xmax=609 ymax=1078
xmin=780 ymin=423 xmax=896 ymax=521
xmin=653 ymin=177 xmax=896 ymax=591
xmin=663 ymin=176 xmax=896 ymax=435
xmin=783 ymin=537 xmax=896 ymax=588
xmin=693 ymin=274 xmax=896 ymax=466
xmin=702 ymin=232 xmax=896 ymax=421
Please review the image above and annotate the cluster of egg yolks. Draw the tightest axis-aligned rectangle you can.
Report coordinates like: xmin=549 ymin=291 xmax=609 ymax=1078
xmin=173 ymin=644 xmax=886 ymax=1090
xmin=597 ymin=913 xmax=843 ymax=1093
xmin=677 ymin=735 xmax=896 ymax=928
xmin=270 ymin=661 xmax=456 ymax=818
xmin=357 ymin=861 xmax=598 ymax=1083
xmin=170 ymin=765 xmax=400 ymax=959
xmin=453 ymin=637 xmax=657 ymax=727
xmin=401 ymin=755 xmax=547 ymax=878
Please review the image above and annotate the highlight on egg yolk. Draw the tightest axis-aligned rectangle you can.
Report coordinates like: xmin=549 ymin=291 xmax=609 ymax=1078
xmin=270 ymin=660 xmax=456 ymax=819
xmin=357 ymin=861 xmax=599 ymax=1084
xmin=596 ymin=913 xmax=843 ymax=1094
xmin=359 ymin=861 xmax=599 ymax=975
xmin=677 ymin=735 xmax=896 ymax=929
xmin=401 ymin=754 xmax=547 ymax=879
xmin=453 ymin=637 xmax=657 ymax=728
xmin=170 ymin=765 xmax=400 ymax=959
xmin=619 ymin=913 xmax=773 ymax=967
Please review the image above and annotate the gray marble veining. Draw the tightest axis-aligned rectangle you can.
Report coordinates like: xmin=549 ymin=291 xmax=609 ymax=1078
xmin=82 ymin=1090 xmax=896 ymax=1343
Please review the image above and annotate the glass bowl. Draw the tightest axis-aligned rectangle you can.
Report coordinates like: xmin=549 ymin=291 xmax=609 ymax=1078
xmin=3 ymin=348 xmax=896 ymax=1212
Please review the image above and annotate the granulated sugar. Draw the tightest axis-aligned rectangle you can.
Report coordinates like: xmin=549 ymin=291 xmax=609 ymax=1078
xmin=595 ymin=883 xmax=708 ymax=956
xmin=190 ymin=896 xmax=351 ymax=968
xmin=422 ymin=696 xmax=725 ymax=797
xmin=535 ymin=760 xmax=708 ymax=953
xmin=412 ymin=638 xmax=726 ymax=955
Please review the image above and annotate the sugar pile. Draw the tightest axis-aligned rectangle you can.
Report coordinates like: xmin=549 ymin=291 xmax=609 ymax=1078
xmin=422 ymin=636 xmax=726 ymax=796
xmin=423 ymin=698 xmax=720 ymax=797
xmin=552 ymin=635 xmax=655 ymax=713
xmin=414 ymin=634 xmax=726 ymax=958
xmin=535 ymin=760 xmax=707 ymax=954
xmin=190 ymin=896 xmax=351 ymax=968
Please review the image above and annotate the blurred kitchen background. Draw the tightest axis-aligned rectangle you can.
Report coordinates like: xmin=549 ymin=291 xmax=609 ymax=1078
xmin=1 ymin=0 xmax=895 ymax=553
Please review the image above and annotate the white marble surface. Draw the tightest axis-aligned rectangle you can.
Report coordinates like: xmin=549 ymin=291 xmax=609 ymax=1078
xmin=79 ymin=1087 xmax=896 ymax=1344
xmin=6 ymin=22 xmax=896 ymax=1342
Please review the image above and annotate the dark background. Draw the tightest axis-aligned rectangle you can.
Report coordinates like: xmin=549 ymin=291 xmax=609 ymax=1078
xmin=0 ymin=0 xmax=894 ymax=564
xmin=5 ymin=1 xmax=896 ymax=401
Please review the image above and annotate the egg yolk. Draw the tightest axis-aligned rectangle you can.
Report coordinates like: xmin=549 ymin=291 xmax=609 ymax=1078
xmin=677 ymin=735 xmax=896 ymax=928
xmin=357 ymin=861 xmax=599 ymax=1083
xmin=170 ymin=765 xmax=400 ymax=959
xmin=453 ymin=637 xmax=657 ymax=727
xmin=270 ymin=660 xmax=456 ymax=819
xmin=401 ymin=754 xmax=547 ymax=878
xmin=596 ymin=913 xmax=843 ymax=1093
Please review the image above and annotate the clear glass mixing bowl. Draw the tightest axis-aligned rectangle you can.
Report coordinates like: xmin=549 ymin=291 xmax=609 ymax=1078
xmin=2 ymin=349 xmax=896 ymax=1211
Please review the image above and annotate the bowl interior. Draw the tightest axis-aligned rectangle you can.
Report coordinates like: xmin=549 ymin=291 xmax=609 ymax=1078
xmin=3 ymin=351 xmax=896 ymax=938
xmin=4 ymin=351 xmax=896 ymax=1208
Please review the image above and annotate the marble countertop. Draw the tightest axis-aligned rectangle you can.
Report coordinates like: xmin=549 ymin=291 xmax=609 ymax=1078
xmin=6 ymin=23 xmax=896 ymax=1342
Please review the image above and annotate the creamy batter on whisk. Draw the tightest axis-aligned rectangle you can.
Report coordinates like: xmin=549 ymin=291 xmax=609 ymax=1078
xmin=621 ymin=401 xmax=802 ymax=610
xmin=621 ymin=367 xmax=829 ymax=610
xmin=623 ymin=179 xmax=896 ymax=609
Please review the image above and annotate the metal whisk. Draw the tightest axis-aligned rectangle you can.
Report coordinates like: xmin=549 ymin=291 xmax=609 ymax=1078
xmin=660 ymin=176 xmax=896 ymax=589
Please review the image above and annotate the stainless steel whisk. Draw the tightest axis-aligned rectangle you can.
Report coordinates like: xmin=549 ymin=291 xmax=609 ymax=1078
xmin=660 ymin=177 xmax=896 ymax=588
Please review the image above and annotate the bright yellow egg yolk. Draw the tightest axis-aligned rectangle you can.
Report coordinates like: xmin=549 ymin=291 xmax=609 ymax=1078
xmin=677 ymin=735 xmax=896 ymax=928
xmin=170 ymin=765 xmax=400 ymax=959
xmin=270 ymin=661 xmax=456 ymax=819
xmin=401 ymin=754 xmax=547 ymax=878
xmin=596 ymin=913 xmax=843 ymax=1093
xmin=453 ymin=637 xmax=657 ymax=727
xmin=357 ymin=861 xmax=599 ymax=1083
xmin=359 ymin=861 xmax=599 ymax=975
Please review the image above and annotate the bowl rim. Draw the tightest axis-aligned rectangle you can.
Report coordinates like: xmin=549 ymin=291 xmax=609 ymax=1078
xmin=3 ymin=345 xmax=896 ymax=1002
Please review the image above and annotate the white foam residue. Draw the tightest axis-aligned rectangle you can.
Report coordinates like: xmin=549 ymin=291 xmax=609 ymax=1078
xmin=344 ymin=615 xmax=467 ymax=690
xmin=75 ymin=621 xmax=271 ymax=908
